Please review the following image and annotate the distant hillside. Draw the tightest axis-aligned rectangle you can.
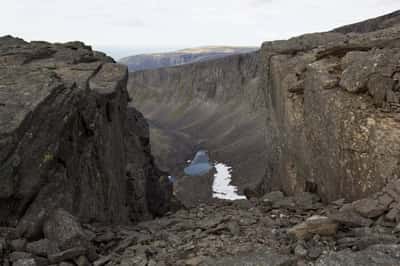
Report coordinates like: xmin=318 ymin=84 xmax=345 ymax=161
xmin=118 ymin=46 xmax=258 ymax=72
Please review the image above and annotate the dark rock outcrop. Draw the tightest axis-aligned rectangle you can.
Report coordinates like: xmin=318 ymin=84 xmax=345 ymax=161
xmin=0 ymin=36 xmax=172 ymax=237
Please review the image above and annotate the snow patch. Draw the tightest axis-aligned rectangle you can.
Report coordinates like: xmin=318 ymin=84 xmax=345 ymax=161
xmin=212 ymin=163 xmax=247 ymax=200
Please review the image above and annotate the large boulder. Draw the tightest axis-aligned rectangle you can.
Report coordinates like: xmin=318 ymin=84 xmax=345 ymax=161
xmin=43 ymin=209 xmax=88 ymax=250
xmin=0 ymin=36 xmax=172 ymax=237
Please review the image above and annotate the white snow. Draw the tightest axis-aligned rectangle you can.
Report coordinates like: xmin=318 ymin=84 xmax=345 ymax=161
xmin=212 ymin=162 xmax=247 ymax=200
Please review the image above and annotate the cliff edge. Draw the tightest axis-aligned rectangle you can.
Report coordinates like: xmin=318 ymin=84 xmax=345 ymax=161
xmin=0 ymin=36 xmax=172 ymax=239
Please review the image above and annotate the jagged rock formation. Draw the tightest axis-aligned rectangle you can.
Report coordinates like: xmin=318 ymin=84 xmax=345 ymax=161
xmin=119 ymin=46 xmax=258 ymax=72
xmin=128 ymin=52 xmax=266 ymax=191
xmin=262 ymin=18 xmax=400 ymax=202
xmin=0 ymin=36 xmax=172 ymax=238
xmin=128 ymin=11 xmax=400 ymax=203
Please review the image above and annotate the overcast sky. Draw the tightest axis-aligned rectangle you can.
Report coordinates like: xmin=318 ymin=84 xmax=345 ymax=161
xmin=2 ymin=0 xmax=399 ymax=59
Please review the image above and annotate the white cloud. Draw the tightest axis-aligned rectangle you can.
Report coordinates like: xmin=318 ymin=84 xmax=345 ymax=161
xmin=1 ymin=0 xmax=399 ymax=58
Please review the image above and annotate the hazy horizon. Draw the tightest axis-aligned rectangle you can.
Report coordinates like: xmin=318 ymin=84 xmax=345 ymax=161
xmin=2 ymin=0 xmax=400 ymax=59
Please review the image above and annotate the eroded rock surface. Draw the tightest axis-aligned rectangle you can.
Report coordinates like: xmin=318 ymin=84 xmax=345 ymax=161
xmin=261 ymin=17 xmax=400 ymax=202
xmin=0 ymin=36 xmax=172 ymax=238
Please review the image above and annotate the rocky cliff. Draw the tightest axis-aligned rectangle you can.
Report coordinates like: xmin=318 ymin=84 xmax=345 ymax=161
xmin=0 ymin=36 xmax=172 ymax=239
xmin=128 ymin=11 xmax=400 ymax=202
xmin=119 ymin=46 xmax=258 ymax=72
xmin=128 ymin=51 xmax=267 ymax=191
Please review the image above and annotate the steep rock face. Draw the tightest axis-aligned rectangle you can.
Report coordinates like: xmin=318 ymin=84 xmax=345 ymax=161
xmin=128 ymin=11 xmax=400 ymax=203
xmin=0 ymin=36 xmax=172 ymax=237
xmin=262 ymin=25 xmax=400 ymax=201
xmin=128 ymin=52 xmax=267 ymax=191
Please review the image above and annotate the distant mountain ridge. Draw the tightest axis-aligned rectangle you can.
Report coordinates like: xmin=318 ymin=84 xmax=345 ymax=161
xmin=118 ymin=46 xmax=258 ymax=72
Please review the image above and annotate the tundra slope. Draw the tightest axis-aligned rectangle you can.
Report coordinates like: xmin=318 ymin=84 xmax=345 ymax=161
xmin=128 ymin=10 xmax=400 ymax=202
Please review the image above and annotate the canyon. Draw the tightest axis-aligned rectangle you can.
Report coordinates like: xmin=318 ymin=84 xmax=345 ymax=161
xmin=1 ymin=10 xmax=400 ymax=266
xmin=128 ymin=10 xmax=400 ymax=203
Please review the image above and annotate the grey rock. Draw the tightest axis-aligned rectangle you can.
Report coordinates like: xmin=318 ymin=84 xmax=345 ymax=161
xmin=205 ymin=250 xmax=296 ymax=266
xmin=316 ymin=244 xmax=400 ymax=266
xmin=262 ymin=191 xmax=285 ymax=203
xmin=93 ymin=255 xmax=112 ymax=266
xmin=394 ymin=222 xmax=400 ymax=233
xmin=26 ymin=239 xmax=59 ymax=257
xmin=43 ymin=209 xmax=88 ymax=250
xmin=329 ymin=210 xmax=373 ymax=227
xmin=0 ymin=237 xmax=5 ymax=258
xmin=73 ymin=256 xmax=90 ymax=266
xmin=385 ymin=207 xmax=400 ymax=222
xmin=9 ymin=252 xmax=33 ymax=262
xmin=10 ymin=239 xmax=27 ymax=252
xmin=352 ymin=198 xmax=388 ymax=218
xmin=48 ymin=247 xmax=87 ymax=264
xmin=308 ymin=247 xmax=322 ymax=260
xmin=227 ymin=221 xmax=241 ymax=236
xmin=94 ymin=231 xmax=115 ymax=243
xmin=232 ymin=199 xmax=253 ymax=209
xmin=294 ymin=244 xmax=308 ymax=257
xmin=58 ymin=263 xmax=74 ymax=266
xmin=12 ymin=259 xmax=37 ymax=266
xmin=0 ymin=227 xmax=19 ymax=240
xmin=33 ymin=257 xmax=49 ymax=266
xmin=288 ymin=216 xmax=338 ymax=240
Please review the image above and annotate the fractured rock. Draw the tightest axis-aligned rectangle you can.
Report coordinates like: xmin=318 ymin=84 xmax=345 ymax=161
xmin=26 ymin=238 xmax=59 ymax=257
xmin=316 ymin=244 xmax=400 ymax=266
xmin=288 ymin=216 xmax=338 ymax=240
xmin=12 ymin=259 xmax=37 ymax=266
xmin=329 ymin=210 xmax=373 ymax=227
xmin=43 ymin=209 xmax=89 ymax=250
xmin=352 ymin=198 xmax=388 ymax=218
xmin=48 ymin=247 xmax=87 ymax=264
xmin=10 ymin=239 xmax=27 ymax=252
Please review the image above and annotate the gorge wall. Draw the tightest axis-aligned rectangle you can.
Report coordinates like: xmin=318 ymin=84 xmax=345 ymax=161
xmin=0 ymin=36 xmax=172 ymax=239
xmin=128 ymin=12 xmax=400 ymax=202
xmin=128 ymin=52 xmax=267 ymax=191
